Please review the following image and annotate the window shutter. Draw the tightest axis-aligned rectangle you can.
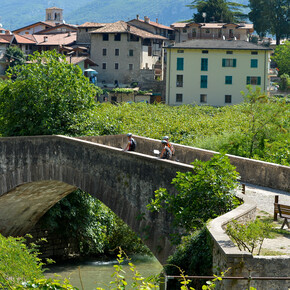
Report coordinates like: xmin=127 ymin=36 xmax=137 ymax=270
xmin=233 ymin=59 xmax=237 ymax=67
xmin=222 ymin=59 xmax=226 ymax=67
xmin=257 ymin=77 xmax=261 ymax=85
xmin=177 ymin=58 xmax=184 ymax=70
xmin=247 ymin=77 xmax=250 ymax=84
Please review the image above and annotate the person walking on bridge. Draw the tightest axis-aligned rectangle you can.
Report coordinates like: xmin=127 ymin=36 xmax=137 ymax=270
xmin=123 ymin=133 xmax=137 ymax=152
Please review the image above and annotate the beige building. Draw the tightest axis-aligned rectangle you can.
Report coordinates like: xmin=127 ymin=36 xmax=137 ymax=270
xmin=171 ymin=22 xmax=254 ymax=43
xmin=166 ymin=40 xmax=272 ymax=106
xmin=90 ymin=21 xmax=167 ymax=87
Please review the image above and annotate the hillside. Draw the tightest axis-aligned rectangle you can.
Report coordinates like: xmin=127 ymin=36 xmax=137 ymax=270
xmin=1 ymin=0 xmax=249 ymax=31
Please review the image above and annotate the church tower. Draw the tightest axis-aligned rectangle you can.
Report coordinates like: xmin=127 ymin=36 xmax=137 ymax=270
xmin=45 ymin=7 xmax=64 ymax=24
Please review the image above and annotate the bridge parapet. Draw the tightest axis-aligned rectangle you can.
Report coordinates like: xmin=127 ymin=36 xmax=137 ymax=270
xmin=78 ymin=135 xmax=290 ymax=192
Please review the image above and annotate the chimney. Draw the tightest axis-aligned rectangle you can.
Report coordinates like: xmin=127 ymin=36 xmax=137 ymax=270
xmin=68 ymin=31 xmax=71 ymax=36
xmin=127 ymin=24 xmax=130 ymax=31
xmin=156 ymin=18 xmax=158 ymax=23
xmin=144 ymin=16 xmax=150 ymax=23
xmin=136 ymin=14 xmax=139 ymax=20
xmin=44 ymin=36 xmax=48 ymax=42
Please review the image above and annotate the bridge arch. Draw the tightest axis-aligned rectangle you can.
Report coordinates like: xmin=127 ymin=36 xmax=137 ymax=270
xmin=0 ymin=135 xmax=192 ymax=263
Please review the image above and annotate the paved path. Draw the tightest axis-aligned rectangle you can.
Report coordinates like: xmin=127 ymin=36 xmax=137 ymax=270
xmin=237 ymin=183 xmax=290 ymax=255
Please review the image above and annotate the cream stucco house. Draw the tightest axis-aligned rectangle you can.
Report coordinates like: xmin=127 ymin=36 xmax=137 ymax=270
xmin=166 ymin=40 xmax=272 ymax=106
xmin=89 ymin=21 xmax=167 ymax=87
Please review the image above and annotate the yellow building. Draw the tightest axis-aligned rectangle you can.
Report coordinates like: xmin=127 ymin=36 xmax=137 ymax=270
xmin=166 ymin=40 xmax=272 ymax=106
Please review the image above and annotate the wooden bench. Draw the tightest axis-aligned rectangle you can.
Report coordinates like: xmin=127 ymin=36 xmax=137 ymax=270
xmin=274 ymin=195 xmax=290 ymax=229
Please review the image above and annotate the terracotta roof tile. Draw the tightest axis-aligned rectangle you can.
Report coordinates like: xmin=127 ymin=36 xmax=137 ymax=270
xmin=14 ymin=34 xmax=37 ymax=44
xmin=65 ymin=56 xmax=97 ymax=66
xmin=79 ymin=22 xmax=105 ymax=28
xmin=33 ymin=32 xmax=76 ymax=46
xmin=0 ymin=37 xmax=10 ymax=44
xmin=131 ymin=18 xmax=173 ymax=30
xmin=90 ymin=21 xmax=167 ymax=40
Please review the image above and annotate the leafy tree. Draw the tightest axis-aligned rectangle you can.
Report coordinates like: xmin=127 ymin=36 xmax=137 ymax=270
xmin=187 ymin=0 xmax=247 ymax=23
xmin=0 ymin=234 xmax=44 ymax=287
xmin=248 ymin=0 xmax=289 ymax=45
xmin=0 ymin=50 xmax=101 ymax=136
xmin=4 ymin=45 xmax=25 ymax=67
xmin=271 ymin=41 xmax=290 ymax=76
xmin=147 ymin=154 xmax=240 ymax=239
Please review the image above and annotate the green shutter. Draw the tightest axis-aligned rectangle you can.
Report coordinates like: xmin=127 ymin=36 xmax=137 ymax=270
xmin=233 ymin=59 xmax=237 ymax=67
xmin=201 ymin=58 xmax=208 ymax=71
xmin=200 ymin=75 xmax=207 ymax=88
xmin=177 ymin=58 xmax=184 ymax=70
xmin=257 ymin=77 xmax=261 ymax=85
xmin=222 ymin=59 xmax=226 ymax=67
xmin=247 ymin=77 xmax=250 ymax=85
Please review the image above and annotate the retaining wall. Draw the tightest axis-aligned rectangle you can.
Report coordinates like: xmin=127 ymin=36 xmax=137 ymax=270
xmin=207 ymin=194 xmax=290 ymax=290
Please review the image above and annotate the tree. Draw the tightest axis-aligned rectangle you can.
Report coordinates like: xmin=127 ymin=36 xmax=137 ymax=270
xmin=147 ymin=154 xmax=240 ymax=241
xmin=187 ymin=0 xmax=247 ymax=23
xmin=0 ymin=50 xmax=101 ymax=136
xmin=248 ymin=0 xmax=289 ymax=45
xmin=271 ymin=41 xmax=290 ymax=76
xmin=4 ymin=45 xmax=25 ymax=67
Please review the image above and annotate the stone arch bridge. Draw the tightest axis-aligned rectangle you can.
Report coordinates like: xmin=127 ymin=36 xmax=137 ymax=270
xmin=0 ymin=134 xmax=289 ymax=263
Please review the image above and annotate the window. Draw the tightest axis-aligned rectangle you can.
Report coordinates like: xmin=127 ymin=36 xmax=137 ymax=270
xmin=222 ymin=58 xmax=237 ymax=67
xmin=202 ymin=50 xmax=208 ymax=54
xmin=226 ymin=51 xmax=233 ymax=54
xmin=205 ymin=29 xmax=210 ymax=33
xmin=225 ymin=95 xmax=232 ymax=103
xmin=251 ymin=59 xmax=258 ymax=68
xmin=176 ymin=75 xmax=183 ymax=87
xmin=225 ymin=76 xmax=232 ymax=84
xmin=102 ymin=48 xmax=107 ymax=56
xmin=200 ymin=94 xmax=207 ymax=103
xmin=115 ymin=63 xmax=119 ymax=70
xmin=102 ymin=63 xmax=107 ymax=69
xmin=247 ymin=76 xmax=261 ymax=85
xmin=251 ymin=51 xmax=258 ymax=55
xmin=129 ymin=49 xmax=134 ymax=56
xmin=114 ymin=33 xmax=121 ymax=41
xmin=177 ymin=50 xmax=184 ymax=53
xmin=182 ymin=28 xmax=187 ymax=33
xmin=177 ymin=58 xmax=184 ymax=70
xmin=115 ymin=49 xmax=119 ymax=56
xmin=200 ymin=75 xmax=208 ymax=88
xmin=103 ymin=33 xmax=109 ymax=41
xmin=176 ymin=94 xmax=183 ymax=102
xmin=129 ymin=64 xmax=133 ymax=70
xmin=201 ymin=58 xmax=208 ymax=71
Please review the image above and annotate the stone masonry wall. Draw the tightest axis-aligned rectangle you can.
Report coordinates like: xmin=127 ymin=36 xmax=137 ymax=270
xmin=207 ymin=194 xmax=290 ymax=290
xmin=77 ymin=135 xmax=290 ymax=192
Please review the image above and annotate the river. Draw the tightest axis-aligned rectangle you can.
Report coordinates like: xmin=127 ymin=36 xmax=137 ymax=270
xmin=45 ymin=255 xmax=163 ymax=289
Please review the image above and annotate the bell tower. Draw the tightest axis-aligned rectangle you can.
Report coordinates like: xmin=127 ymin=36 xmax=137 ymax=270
xmin=45 ymin=7 xmax=64 ymax=24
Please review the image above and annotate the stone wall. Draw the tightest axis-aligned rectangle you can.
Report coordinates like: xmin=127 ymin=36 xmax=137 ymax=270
xmin=207 ymin=194 xmax=290 ymax=290
xmin=78 ymin=135 xmax=290 ymax=192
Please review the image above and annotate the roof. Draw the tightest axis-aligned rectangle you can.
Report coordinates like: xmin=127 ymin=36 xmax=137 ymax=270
xmin=46 ymin=7 xmax=63 ymax=10
xmin=35 ymin=23 xmax=78 ymax=34
xmin=13 ymin=21 xmax=55 ymax=33
xmin=0 ymin=35 xmax=13 ymax=43
xmin=14 ymin=34 xmax=36 ymax=44
xmin=78 ymin=22 xmax=105 ymax=28
xmin=90 ymin=21 xmax=167 ymax=40
xmin=0 ymin=37 xmax=10 ymax=44
xmin=65 ymin=56 xmax=97 ymax=66
xmin=171 ymin=22 xmax=254 ymax=32
xmin=33 ymin=32 xmax=76 ymax=46
xmin=166 ymin=40 xmax=272 ymax=50
xmin=130 ymin=18 xmax=173 ymax=31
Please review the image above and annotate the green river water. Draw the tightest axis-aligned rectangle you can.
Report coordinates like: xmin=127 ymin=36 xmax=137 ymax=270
xmin=45 ymin=255 xmax=163 ymax=289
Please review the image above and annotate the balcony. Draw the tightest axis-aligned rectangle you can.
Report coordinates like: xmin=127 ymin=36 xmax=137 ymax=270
xmin=187 ymin=33 xmax=241 ymax=40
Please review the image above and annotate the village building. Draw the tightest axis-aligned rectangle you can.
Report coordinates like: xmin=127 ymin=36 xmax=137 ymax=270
xmin=171 ymin=22 xmax=254 ymax=43
xmin=165 ymin=39 xmax=272 ymax=106
xmin=89 ymin=20 xmax=167 ymax=88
